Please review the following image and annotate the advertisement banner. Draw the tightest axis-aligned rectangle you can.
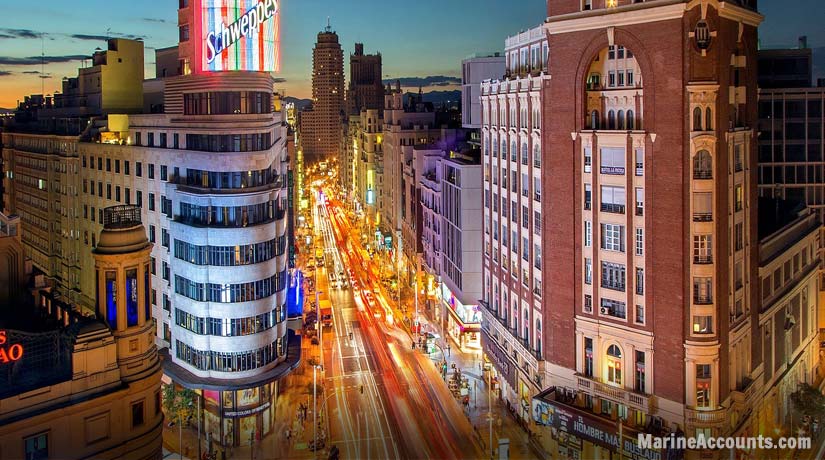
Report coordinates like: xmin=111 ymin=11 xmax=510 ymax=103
xmin=198 ymin=0 xmax=280 ymax=72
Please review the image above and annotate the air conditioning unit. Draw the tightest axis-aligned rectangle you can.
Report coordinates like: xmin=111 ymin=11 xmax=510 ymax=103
xmin=600 ymin=307 xmax=609 ymax=315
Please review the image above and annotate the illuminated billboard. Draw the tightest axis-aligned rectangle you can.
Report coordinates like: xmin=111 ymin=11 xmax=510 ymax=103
xmin=198 ymin=0 xmax=280 ymax=72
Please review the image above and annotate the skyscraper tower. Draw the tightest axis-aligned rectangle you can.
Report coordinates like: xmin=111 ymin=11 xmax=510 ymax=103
xmin=300 ymin=21 xmax=345 ymax=164
xmin=345 ymin=43 xmax=384 ymax=115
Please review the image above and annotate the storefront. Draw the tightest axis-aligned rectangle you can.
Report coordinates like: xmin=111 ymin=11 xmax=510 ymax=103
xmin=481 ymin=327 xmax=517 ymax=406
xmin=441 ymin=283 xmax=481 ymax=350
xmin=202 ymin=382 xmax=277 ymax=448
xmin=532 ymin=388 xmax=666 ymax=460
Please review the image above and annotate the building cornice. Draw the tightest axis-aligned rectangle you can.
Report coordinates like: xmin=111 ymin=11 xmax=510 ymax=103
xmin=545 ymin=2 xmax=685 ymax=35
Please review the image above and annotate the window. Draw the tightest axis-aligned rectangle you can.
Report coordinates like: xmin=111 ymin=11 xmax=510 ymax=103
xmin=608 ymin=71 xmax=616 ymax=87
xmin=600 ymin=185 xmax=625 ymax=214
xmin=693 ymin=192 xmax=713 ymax=222
xmin=149 ymin=164 xmax=155 ymax=179
xmin=635 ymin=228 xmax=643 ymax=256
xmin=600 ymin=147 xmax=625 ymax=175
xmin=160 ymin=133 xmax=168 ymax=148
xmin=179 ymin=24 xmax=190 ymax=42
xmin=106 ymin=158 xmax=112 ymax=172
xmin=584 ymin=184 xmax=592 ymax=210
xmin=601 ymin=223 xmax=625 ymax=252
xmin=735 ymin=222 xmax=744 ymax=251
xmin=705 ymin=107 xmax=713 ymax=130
xmin=735 ymin=184 xmax=743 ymax=212
xmin=634 ymin=350 xmax=646 ymax=393
xmin=24 ymin=432 xmax=48 ymax=460
xmin=694 ymin=277 xmax=713 ymax=304
xmin=149 ymin=225 xmax=156 ymax=243
xmin=116 ymin=186 xmax=121 ymax=202
xmin=584 ymin=147 xmax=592 ymax=173
xmin=634 ymin=148 xmax=643 ymax=175
xmin=174 ymin=133 xmax=180 ymax=148
xmin=148 ymin=132 xmax=154 ymax=147
xmin=137 ymin=191 xmax=143 ymax=208
xmin=161 ymin=165 xmax=168 ymax=181
xmin=135 ymin=132 xmax=142 ymax=146
xmin=635 ymin=268 xmax=644 ymax=295
xmin=602 ymin=298 xmax=627 ymax=319
xmin=635 ymin=188 xmax=644 ymax=216
xmin=601 ymin=262 xmax=626 ymax=292
xmin=693 ymin=107 xmax=703 ymax=131
xmin=693 ymin=235 xmax=712 ymax=263
xmin=627 ymin=110 xmax=635 ymax=130
xmin=608 ymin=110 xmax=616 ymax=129
xmin=606 ymin=344 xmax=622 ymax=385
xmin=136 ymin=162 xmax=142 ymax=177
xmin=693 ymin=316 xmax=714 ymax=334
xmin=693 ymin=150 xmax=712 ymax=179
xmin=584 ymin=221 xmax=592 ymax=247
xmin=635 ymin=305 xmax=645 ymax=325
xmin=131 ymin=400 xmax=145 ymax=427
xmin=584 ymin=338 xmax=594 ymax=377
xmin=584 ymin=295 xmax=593 ymax=313
xmin=107 ymin=183 xmax=112 ymax=200
xmin=114 ymin=159 xmax=120 ymax=173
xmin=584 ymin=258 xmax=592 ymax=284
xmin=125 ymin=160 xmax=130 ymax=175
xmin=148 ymin=193 xmax=156 ymax=211
xmin=534 ymin=211 xmax=541 ymax=235
xmin=534 ymin=177 xmax=541 ymax=202
xmin=583 ymin=0 xmax=592 ymax=11
xmin=696 ymin=364 xmax=711 ymax=407
xmin=627 ymin=70 xmax=634 ymax=87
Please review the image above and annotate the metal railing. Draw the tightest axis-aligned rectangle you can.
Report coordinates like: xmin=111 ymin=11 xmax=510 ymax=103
xmin=601 ymin=203 xmax=625 ymax=214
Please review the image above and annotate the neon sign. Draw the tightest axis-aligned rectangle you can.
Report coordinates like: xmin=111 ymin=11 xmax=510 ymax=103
xmin=0 ymin=330 xmax=24 ymax=364
xmin=199 ymin=0 xmax=280 ymax=72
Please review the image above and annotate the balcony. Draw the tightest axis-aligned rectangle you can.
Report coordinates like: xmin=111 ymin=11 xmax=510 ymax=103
xmin=576 ymin=375 xmax=652 ymax=414
xmin=693 ymin=170 xmax=712 ymax=180
xmin=693 ymin=294 xmax=713 ymax=305
xmin=693 ymin=212 xmax=713 ymax=222
xmin=601 ymin=281 xmax=625 ymax=292
xmin=685 ymin=407 xmax=727 ymax=429
xmin=600 ymin=203 xmax=625 ymax=214
xmin=693 ymin=255 xmax=713 ymax=264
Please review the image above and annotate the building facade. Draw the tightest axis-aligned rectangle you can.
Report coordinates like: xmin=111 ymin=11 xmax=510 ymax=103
xmin=479 ymin=23 xmax=548 ymax=425
xmin=461 ymin=54 xmax=505 ymax=129
xmin=300 ymin=25 xmax=345 ymax=164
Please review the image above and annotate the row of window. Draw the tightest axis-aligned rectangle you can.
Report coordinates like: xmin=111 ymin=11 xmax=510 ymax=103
xmin=183 ymin=165 xmax=280 ymax=190
xmin=173 ymin=271 xmax=287 ymax=303
xmin=175 ymin=338 xmax=285 ymax=372
xmin=83 ymin=156 xmax=167 ymax=180
xmin=174 ymin=306 xmax=285 ymax=337
xmin=183 ymin=91 xmax=273 ymax=115
xmin=178 ymin=199 xmax=284 ymax=228
xmin=185 ymin=133 xmax=272 ymax=153
xmin=584 ymin=185 xmax=645 ymax=216
xmin=173 ymin=236 xmax=286 ymax=266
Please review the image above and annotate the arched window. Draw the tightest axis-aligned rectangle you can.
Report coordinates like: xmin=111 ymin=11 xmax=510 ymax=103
xmin=693 ymin=150 xmax=712 ymax=179
xmin=606 ymin=344 xmax=623 ymax=385
xmin=693 ymin=107 xmax=703 ymax=131
xmin=626 ymin=110 xmax=635 ymax=130
xmin=590 ymin=110 xmax=600 ymax=130
xmin=523 ymin=309 xmax=530 ymax=342
xmin=501 ymin=140 xmax=507 ymax=159
xmin=705 ymin=107 xmax=713 ymax=131
xmin=511 ymin=141 xmax=517 ymax=162
xmin=521 ymin=143 xmax=529 ymax=165
xmin=492 ymin=136 xmax=498 ymax=157
xmin=608 ymin=110 xmax=616 ymax=130
xmin=536 ymin=319 xmax=542 ymax=354
xmin=617 ymin=110 xmax=625 ymax=130
xmin=533 ymin=144 xmax=541 ymax=168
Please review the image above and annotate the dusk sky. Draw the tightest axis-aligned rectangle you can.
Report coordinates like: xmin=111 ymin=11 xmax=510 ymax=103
xmin=0 ymin=0 xmax=822 ymax=109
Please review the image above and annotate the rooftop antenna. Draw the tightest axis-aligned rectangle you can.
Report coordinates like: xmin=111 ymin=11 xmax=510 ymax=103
xmin=106 ymin=28 xmax=111 ymax=41
xmin=40 ymin=33 xmax=45 ymax=94
xmin=325 ymin=17 xmax=331 ymax=33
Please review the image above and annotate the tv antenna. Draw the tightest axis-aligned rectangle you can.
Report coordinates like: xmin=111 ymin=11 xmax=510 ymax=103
xmin=325 ymin=17 xmax=331 ymax=33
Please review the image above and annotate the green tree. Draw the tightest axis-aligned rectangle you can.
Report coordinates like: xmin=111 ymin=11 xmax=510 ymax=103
xmin=790 ymin=383 xmax=825 ymax=419
xmin=162 ymin=383 xmax=197 ymax=424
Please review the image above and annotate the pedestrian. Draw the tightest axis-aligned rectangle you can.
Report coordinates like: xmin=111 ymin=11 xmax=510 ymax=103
xmin=447 ymin=343 xmax=451 ymax=357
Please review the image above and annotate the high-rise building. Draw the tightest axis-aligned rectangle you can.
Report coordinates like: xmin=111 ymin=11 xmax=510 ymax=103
xmin=757 ymin=41 xmax=813 ymax=89
xmin=300 ymin=24 xmax=344 ymax=164
xmin=346 ymin=43 xmax=384 ymax=116
xmin=477 ymin=1 xmax=820 ymax=458
xmin=2 ymin=0 xmax=298 ymax=448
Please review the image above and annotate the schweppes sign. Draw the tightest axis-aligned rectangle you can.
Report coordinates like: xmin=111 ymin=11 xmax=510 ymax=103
xmin=202 ymin=0 xmax=279 ymax=71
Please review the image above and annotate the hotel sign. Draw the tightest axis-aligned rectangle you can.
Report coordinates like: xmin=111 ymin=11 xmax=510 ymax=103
xmin=0 ymin=330 xmax=24 ymax=364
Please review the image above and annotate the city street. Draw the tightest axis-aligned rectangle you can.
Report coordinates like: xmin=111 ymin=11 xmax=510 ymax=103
xmin=311 ymin=186 xmax=485 ymax=459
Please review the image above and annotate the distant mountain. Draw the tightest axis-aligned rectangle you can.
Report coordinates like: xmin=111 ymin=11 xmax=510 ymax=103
xmin=283 ymin=97 xmax=312 ymax=111
xmin=0 ymin=108 xmax=13 ymax=115
xmin=406 ymin=90 xmax=461 ymax=106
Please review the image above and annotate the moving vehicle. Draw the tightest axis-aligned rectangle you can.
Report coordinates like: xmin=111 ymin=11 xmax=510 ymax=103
xmin=319 ymin=298 xmax=333 ymax=328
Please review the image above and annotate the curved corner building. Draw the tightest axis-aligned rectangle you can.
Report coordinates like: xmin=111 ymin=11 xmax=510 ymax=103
xmin=147 ymin=0 xmax=294 ymax=446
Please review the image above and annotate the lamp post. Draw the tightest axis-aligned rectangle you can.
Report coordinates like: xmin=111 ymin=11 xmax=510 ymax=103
xmin=197 ymin=394 xmax=201 ymax=460
xmin=313 ymin=365 xmax=319 ymax=460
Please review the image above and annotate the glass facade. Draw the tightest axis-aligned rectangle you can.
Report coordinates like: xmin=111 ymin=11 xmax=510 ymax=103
xmin=126 ymin=268 xmax=139 ymax=326
xmin=186 ymin=133 xmax=272 ymax=152
xmin=178 ymin=200 xmax=283 ymax=227
xmin=184 ymin=165 xmax=280 ymax=190
xmin=174 ymin=306 xmax=286 ymax=336
xmin=183 ymin=91 xmax=273 ymax=115
xmin=175 ymin=338 xmax=285 ymax=372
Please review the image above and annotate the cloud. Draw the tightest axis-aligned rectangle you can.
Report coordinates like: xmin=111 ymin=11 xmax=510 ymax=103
xmin=70 ymin=33 xmax=147 ymax=41
xmin=382 ymin=75 xmax=461 ymax=88
xmin=0 ymin=70 xmax=12 ymax=77
xmin=0 ymin=55 xmax=88 ymax=66
xmin=0 ymin=28 xmax=41 ymax=39
xmin=273 ymin=77 xmax=287 ymax=83
xmin=142 ymin=17 xmax=171 ymax=24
